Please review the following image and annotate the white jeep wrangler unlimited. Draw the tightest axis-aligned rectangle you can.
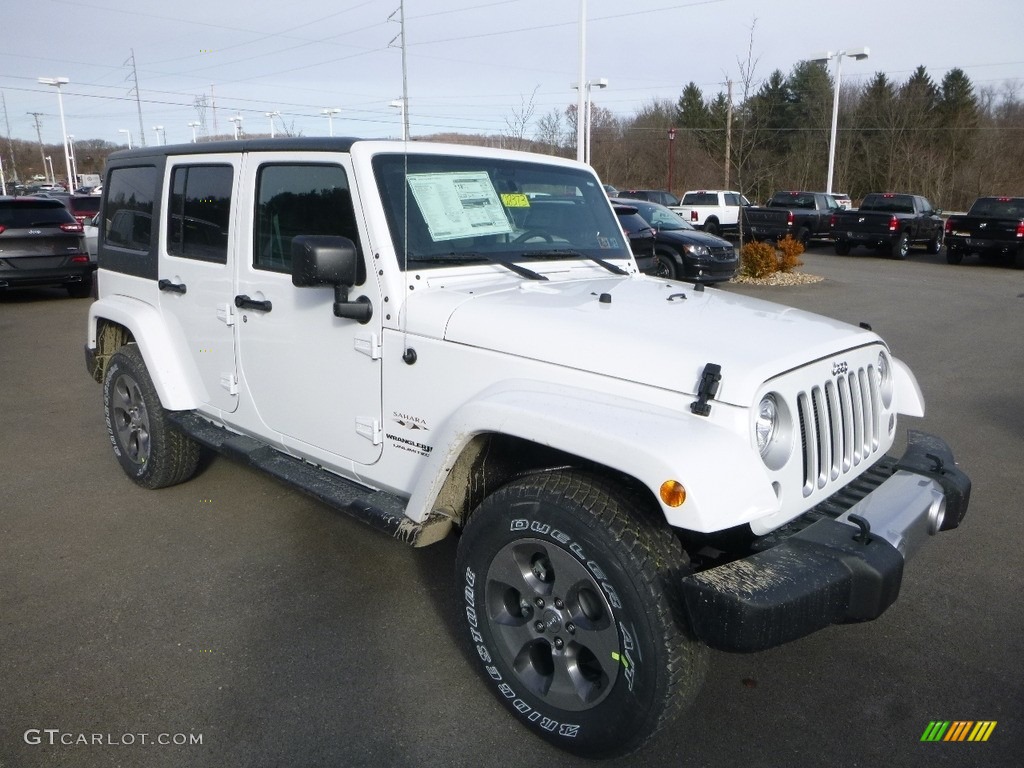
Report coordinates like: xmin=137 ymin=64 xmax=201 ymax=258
xmin=85 ymin=138 xmax=970 ymax=757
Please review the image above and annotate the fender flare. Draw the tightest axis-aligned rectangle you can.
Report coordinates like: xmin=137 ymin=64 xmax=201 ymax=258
xmin=893 ymin=356 xmax=925 ymax=417
xmin=88 ymin=295 xmax=204 ymax=410
xmin=404 ymin=379 xmax=778 ymax=533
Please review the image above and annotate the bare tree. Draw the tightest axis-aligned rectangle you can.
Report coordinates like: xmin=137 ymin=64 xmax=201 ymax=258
xmin=505 ymin=87 xmax=539 ymax=152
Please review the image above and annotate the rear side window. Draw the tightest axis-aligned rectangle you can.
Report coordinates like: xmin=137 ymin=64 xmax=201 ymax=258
xmin=105 ymin=166 xmax=158 ymax=253
xmin=254 ymin=163 xmax=362 ymax=277
xmin=167 ymin=165 xmax=233 ymax=263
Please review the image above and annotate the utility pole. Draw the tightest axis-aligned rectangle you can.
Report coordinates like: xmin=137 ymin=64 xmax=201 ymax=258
xmin=28 ymin=112 xmax=46 ymax=180
xmin=125 ymin=49 xmax=146 ymax=147
xmin=210 ymin=84 xmax=218 ymax=137
xmin=2 ymin=92 xmax=19 ymax=183
xmin=724 ymin=79 xmax=733 ymax=190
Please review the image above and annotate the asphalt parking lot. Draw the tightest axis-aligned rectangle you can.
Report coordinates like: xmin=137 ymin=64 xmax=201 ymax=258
xmin=2 ymin=245 xmax=1021 ymax=768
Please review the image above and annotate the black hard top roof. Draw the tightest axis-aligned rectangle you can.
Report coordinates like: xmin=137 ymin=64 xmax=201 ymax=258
xmin=108 ymin=136 xmax=361 ymax=162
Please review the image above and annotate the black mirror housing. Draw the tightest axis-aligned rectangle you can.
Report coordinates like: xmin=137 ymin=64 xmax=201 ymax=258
xmin=291 ymin=235 xmax=359 ymax=287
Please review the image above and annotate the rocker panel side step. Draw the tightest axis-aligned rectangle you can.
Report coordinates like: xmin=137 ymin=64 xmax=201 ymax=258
xmin=168 ymin=412 xmax=451 ymax=546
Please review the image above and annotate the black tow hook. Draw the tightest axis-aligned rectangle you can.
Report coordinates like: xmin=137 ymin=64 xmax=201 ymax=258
xmin=848 ymin=513 xmax=873 ymax=544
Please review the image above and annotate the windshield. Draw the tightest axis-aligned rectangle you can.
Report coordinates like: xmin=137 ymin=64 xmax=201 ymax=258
xmin=626 ymin=199 xmax=694 ymax=231
xmin=373 ymin=153 xmax=630 ymax=270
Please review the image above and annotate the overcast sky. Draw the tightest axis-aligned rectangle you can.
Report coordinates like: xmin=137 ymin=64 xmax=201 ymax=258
xmin=3 ymin=0 xmax=1022 ymax=150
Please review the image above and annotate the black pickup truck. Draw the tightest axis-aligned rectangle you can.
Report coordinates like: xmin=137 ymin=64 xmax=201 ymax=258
xmin=831 ymin=193 xmax=944 ymax=259
xmin=944 ymin=196 xmax=1024 ymax=269
xmin=740 ymin=190 xmax=840 ymax=244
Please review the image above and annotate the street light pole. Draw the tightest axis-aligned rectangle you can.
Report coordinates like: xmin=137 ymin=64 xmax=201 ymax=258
xmin=38 ymin=77 xmax=73 ymax=191
xmin=575 ymin=0 xmax=587 ymax=162
xmin=810 ymin=47 xmax=869 ymax=194
xmin=153 ymin=125 xmax=165 ymax=146
xmin=584 ymin=78 xmax=607 ymax=165
xmin=265 ymin=111 xmax=280 ymax=138
xmin=229 ymin=115 xmax=243 ymax=140
xmin=44 ymin=155 xmax=54 ymax=184
xmin=118 ymin=128 xmax=132 ymax=149
xmin=321 ymin=108 xmax=340 ymax=137
xmin=67 ymin=135 xmax=78 ymax=189
xmin=667 ymin=127 xmax=676 ymax=193
xmin=188 ymin=121 xmax=200 ymax=143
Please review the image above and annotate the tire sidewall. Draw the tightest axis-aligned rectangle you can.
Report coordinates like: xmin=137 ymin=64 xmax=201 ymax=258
xmin=457 ymin=486 xmax=674 ymax=756
xmin=103 ymin=347 xmax=161 ymax=485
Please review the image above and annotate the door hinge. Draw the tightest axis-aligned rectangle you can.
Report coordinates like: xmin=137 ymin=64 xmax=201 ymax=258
xmin=217 ymin=302 xmax=235 ymax=326
xmin=355 ymin=417 xmax=382 ymax=445
xmin=220 ymin=373 xmax=239 ymax=395
xmin=354 ymin=333 xmax=382 ymax=360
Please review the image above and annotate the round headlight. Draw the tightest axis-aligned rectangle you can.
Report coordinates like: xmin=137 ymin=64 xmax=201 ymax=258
xmin=877 ymin=351 xmax=893 ymax=407
xmin=756 ymin=395 xmax=779 ymax=456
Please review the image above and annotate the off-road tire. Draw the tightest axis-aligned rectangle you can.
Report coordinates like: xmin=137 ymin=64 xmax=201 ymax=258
xmin=103 ymin=344 xmax=201 ymax=489
xmin=455 ymin=470 xmax=707 ymax=757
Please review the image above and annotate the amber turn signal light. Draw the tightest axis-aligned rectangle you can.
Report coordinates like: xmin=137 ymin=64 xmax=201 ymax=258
xmin=659 ymin=480 xmax=686 ymax=507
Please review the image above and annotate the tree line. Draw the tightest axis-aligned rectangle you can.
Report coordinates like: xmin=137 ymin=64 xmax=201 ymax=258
xmin=518 ymin=63 xmax=1024 ymax=212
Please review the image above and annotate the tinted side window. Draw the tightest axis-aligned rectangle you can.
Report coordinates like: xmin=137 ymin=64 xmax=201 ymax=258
xmin=167 ymin=165 xmax=233 ymax=263
xmin=254 ymin=164 xmax=361 ymax=278
xmin=724 ymin=193 xmax=740 ymax=206
xmin=105 ymin=166 xmax=157 ymax=252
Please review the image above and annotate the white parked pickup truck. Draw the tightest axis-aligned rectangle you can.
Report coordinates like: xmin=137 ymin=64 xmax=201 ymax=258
xmin=677 ymin=189 xmax=752 ymax=236
xmin=84 ymin=139 xmax=970 ymax=758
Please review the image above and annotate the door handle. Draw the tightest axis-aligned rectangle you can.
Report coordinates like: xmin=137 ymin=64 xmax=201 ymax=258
xmin=158 ymin=279 xmax=187 ymax=294
xmin=234 ymin=294 xmax=272 ymax=312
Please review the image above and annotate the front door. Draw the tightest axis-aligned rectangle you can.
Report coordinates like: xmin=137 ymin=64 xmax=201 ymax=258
xmin=233 ymin=154 xmax=383 ymax=466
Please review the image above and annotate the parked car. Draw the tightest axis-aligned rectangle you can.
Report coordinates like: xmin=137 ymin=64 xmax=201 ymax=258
xmin=740 ymin=190 xmax=841 ymax=245
xmin=83 ymin=138 xmax=970 ymax=757
xmin=615 ymin=197 xmax=738 ymax=283
xmin=611 ymin=202 xmax=656 ymax=260
xmin=832 ymin=192 xmax=853 ymax=209
xmin=676 ymin=190 xmax=752 ymax=236
xmin=68 ymin=194 xmax=101 ymax=226
xmin=944 ymin=196 xmax=1024 ymax=269
xmin=830 ymin=193 xmax=944 ymax=259
xmin=0 ymin=197 xmax=92 ymax=297
xmin=616 ymin=188 xmax=682 ymax=209
xmin=602 ymin=184 xmax=619 ymax=196
xmin=83 ymin=212 xmax=99 ymax=262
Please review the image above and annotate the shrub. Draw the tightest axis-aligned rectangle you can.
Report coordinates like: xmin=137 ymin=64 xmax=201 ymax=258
xmin=740 ymin=240 xmax=779 ymax=278
xmin=776 ymin=234 xmax=805 ymax=273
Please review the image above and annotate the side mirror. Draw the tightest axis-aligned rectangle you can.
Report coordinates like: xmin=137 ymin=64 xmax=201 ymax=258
xmin=290 ymin=235 xmax=372 ymax=323
xmin=291 ymin=235 xmax=359 ymax=287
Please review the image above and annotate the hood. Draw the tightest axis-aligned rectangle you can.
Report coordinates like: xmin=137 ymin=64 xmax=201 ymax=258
xmin=405 ymin=273 xmax=879 ymax=406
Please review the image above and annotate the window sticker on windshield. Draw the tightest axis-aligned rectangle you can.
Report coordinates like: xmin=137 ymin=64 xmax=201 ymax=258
xmin=407 ymin=172 xmax=513 ymax=241
xmin=500 ymin=192 xmax=530 ymax=208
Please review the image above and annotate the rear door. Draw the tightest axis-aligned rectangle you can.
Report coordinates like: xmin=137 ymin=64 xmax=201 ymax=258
xmin=157 ymin=156 xmax=240 ymax=413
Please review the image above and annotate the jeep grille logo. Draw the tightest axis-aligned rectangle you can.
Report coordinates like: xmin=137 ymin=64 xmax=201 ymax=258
xmin=832 ymin=361 xmax=848 ymax=376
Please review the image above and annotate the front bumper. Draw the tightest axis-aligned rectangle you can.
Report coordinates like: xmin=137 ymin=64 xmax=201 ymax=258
xmin=680 ymin=430 xmax=970 ymax=652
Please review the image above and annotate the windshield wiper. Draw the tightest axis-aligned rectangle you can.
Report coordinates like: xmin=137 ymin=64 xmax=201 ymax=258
xmin=522 ymin=249 xmax=629 ymax=276
xmin=408 ymin=253 xmax=548 ymax=281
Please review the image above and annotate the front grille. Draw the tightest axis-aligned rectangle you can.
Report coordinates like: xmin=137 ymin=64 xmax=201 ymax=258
xmin=796 ymin=365 xmax=881 ymax=497
xmin=710 ymin=246 xmax=735 ymax=261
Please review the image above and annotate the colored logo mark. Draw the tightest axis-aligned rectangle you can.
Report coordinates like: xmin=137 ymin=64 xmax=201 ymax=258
xmin=921 ymin=721 xmax=996 ymax=742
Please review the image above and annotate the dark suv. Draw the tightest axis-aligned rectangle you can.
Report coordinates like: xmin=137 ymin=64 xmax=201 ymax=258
xmin=0 ymin=197 xmax=92 ymax=297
